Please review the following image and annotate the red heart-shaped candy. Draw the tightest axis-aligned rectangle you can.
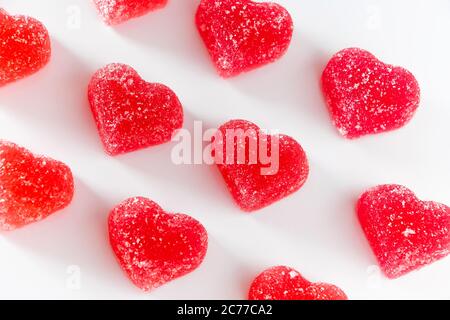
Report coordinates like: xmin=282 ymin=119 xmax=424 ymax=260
xmin=108 ymin=197 xmax=208 ymax=291
xmin=322 ymin=48 xmax=420 ymax=138
xmin=93 ymin=0 xmax=167 ymax=25
xmin=0 ymin=141 xmax=74 ymax=231
xmin=0 ymin=9 xmax=51 ymax=86
xmin=357 ymin=184 xmax=450 ymax=278
xmin=249 ymin=266 xmax=348 ymax=300
xmin=88 ymin=63 xmax=183 ymax=155
xmin=212 ymin=120 xmax=309 ymax=212
xmin=196 ymin=0 xmax=293 ymax=77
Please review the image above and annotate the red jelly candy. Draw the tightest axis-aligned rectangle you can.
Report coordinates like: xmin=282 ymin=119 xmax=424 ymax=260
xmin=249 ymin=266 xmax=348 ymax=300
xmin=108 ymin=197 xmax=208 ymax=291
xmin=322 ymin=48 xmax=420 ymax=138
xmin=212 ymin=120 xmax=309 ymax=212
xmin=88 ymin=63 xmax=183 ymax=155
xmin=357 ymin=184 xmax=450 ymax=278
xmin=0 ymin=9 xmax=51 ymax=86
xmin=196 ymin=0 xmax=293 ymax=77
xmin=93 ymin=0 xmax=167 ymax=25
xmin=0 ymin=141 xmax=74 ymax=231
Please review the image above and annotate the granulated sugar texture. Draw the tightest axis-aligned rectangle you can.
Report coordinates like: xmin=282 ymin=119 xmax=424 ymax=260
xmin=93 ymin=0 xmax=167 ymax=25
xmin=358 ymin=184 xmax=450 ymax=278
xmin=88 ymin=63 xmax=183 ymax=155
xmin=0 ymin=141 xmax=74 ymax=230
xmin=322 ymin=48 xmax=420 ymax=138
xmin=249 ymin=266 xmax=347 ymax=300
xmin=196 ymin=0 xmax=293 ymax=77
xmin=0 ymin=9 xmax=51 ymax=86
xmin=108 ymin=197 xmax=208 ymax=291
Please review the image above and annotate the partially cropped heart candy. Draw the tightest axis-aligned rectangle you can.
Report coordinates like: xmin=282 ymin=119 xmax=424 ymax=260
xmin=196 ymin=0 xmax=293 ymax=77
xmin=212 ymin=120 xmax=309 ymax=212
xmin=249 ymin=266 xmax=348 ymax=300
xmin=88 ymin=63 xmax=183 ymax=155
xmin=93 ymin=0 xmax=167 ymax=25
xmin=322 ymin=48 xmax=420 ymax=138
xmin=357 ymin=184 xmax=450 ymax=278
xmin=0 ymin=9 xmax=51 ymax=86
xmin=0 ymin=141 xmax=74 ymax=230
xmin=109 ymin=197 xmax=208 ymax=291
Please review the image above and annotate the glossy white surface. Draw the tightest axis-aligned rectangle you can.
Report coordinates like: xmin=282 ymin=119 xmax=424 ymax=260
xmin=0 ymin=0 xmax=449 ymax=299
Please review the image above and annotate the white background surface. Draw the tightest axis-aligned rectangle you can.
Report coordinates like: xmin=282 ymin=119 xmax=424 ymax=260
xmin=0 ymin=0 xmax=449 ymax=300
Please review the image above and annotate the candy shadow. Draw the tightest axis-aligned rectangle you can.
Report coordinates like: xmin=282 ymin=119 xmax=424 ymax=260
xmin=113 ymin=109 xmax=237 ymax=216
xmin=0 ymin=39 xmax=103 ymax=155
xmin=252 ymin=158 xmax=375 ymax=282
xmin=227 ymin=33 xmax=335 ymax=136
xmin=1 ymin=178 xmax=137 ymax=298
xmin=150 ymin=236 xmax=254 ymax=299
xmin=112 ymin=0 xmax=213 ymax=76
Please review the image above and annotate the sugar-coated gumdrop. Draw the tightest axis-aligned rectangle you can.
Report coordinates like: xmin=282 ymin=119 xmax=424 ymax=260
xmin=0 ymin=141 xmax=74 ymax=231
xmin=322 ymin=48 xmax=420 ymax=139
xmin=357 ymin=184 xmax=450 ymax=278
xmin=196 ymin=0 xmax=293 ymax=77
xmin=212 ymin=120 xmax=309 ymax=212
xmin=93 ymin=0 xmax=167 ymax=25
xmin=0 ymin=9 xmax=51 ymax=86
xmin=249 ymin=266 xmax=348 ymax=300
xmin=108 ymin=197 xmax=208 ymax=291
xmin=88 ymin=63 xmax=183 ymax=155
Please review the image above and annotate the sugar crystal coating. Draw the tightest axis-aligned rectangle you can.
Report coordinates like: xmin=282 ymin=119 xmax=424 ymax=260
xmin=108 ymin=197 xmax=208 ymax=291
xmin=357 ymin=184 xmax=450 ymax=278
xmin=88 ymin=63 xmax=183 ymax=155
xmin=322 ymin=48 xmax=420 ymax=138
xmin=196 ymin=0 xmax=293 ymax=77
xmin=249 ymin=266 xmax=348 ymax=300
xmin=0 ymin=141 xmax=74 ymax=231
xmin=212 ymin=120 xmax=309 ymax=212
xmin=0 ymin=9 xmax=51 ymax=86
xmin=93 ymin=0 xmax=167 ymax=25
